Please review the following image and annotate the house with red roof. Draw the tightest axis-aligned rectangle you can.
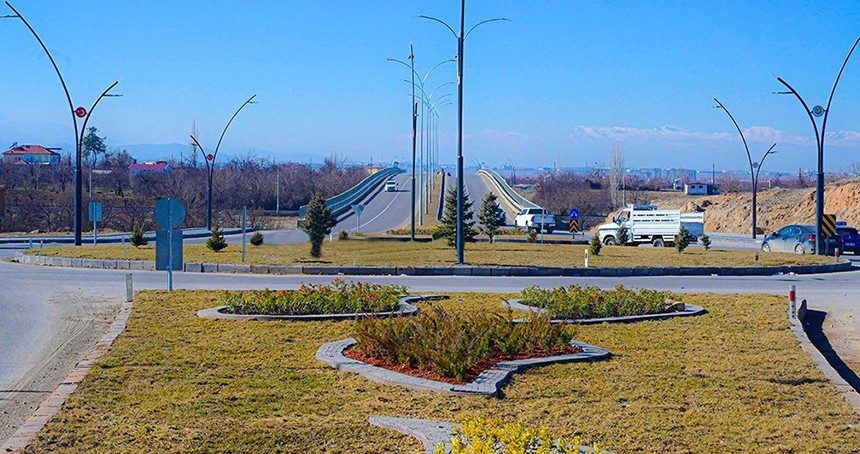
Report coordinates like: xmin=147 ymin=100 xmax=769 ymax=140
xmin=129 ymin=162 xmax=171 ymax=176
xmin=2 ymin=145 xmax=62 ymax=165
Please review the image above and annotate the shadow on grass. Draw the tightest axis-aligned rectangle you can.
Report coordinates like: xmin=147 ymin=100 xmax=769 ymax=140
xmin=804 ymin=309 xmax=860 ymax=394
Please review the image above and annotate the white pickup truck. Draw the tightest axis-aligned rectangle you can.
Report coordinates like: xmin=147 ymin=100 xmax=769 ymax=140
xmin=515 ymin=208 xmax=555 ymax=233
xmin=597 ymin=205 xmax=704 ymax=247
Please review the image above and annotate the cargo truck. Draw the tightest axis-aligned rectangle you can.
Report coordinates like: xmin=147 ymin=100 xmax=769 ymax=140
xmin=597 ymin=204 xmax=705 ymax=247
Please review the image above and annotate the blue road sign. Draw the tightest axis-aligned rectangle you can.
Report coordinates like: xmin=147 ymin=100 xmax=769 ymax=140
xmin=154 ymin=198 xmax=186 ymax=230
xmin=812 ymin=105 xmax=825 ymax=117
xmin=156 ymin=229 xmax=183 ymax=271
xmin=88 ymin=202 xmax=103 ymax=222
xmin=569 ymin=208 xmax=579 ymax=220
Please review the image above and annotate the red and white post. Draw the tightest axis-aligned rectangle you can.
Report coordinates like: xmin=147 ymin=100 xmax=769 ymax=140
xmin=584 ymin=249 xmax=589 ymax=268
xmin=755 ymin=251 xmax=760 ymax=267
xmin=788 ymin=284 xmax=797 ymax=319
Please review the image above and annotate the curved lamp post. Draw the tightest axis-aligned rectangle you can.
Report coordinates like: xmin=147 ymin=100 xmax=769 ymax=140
xmin=773 ymin=36 xmax=860 ymax=254
xmin=408 ymin=82 xmax=454 ymax=223
xmin=189 ymin=94 xmax=257 ymax=230
xmin=419 ymin=1 xmax=509 ymax=264
xmin=388 ymin=53 xmax=454 ymax=236
xmin=4 ymin=2 xmax=121 ymax=246
xmin=713 ymin=98 xmax=777 ymax=239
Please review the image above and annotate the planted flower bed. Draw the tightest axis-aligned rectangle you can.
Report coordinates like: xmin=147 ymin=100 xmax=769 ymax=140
xmin=224 ymin=279 xmax=406 ymax=315
xmin=520 ymin=284 xmax=681 ymax=320
xmin=434 ymin=418 xmax=608 ymax=454
xmin=349 ymin=305 xmax=578 ymax=382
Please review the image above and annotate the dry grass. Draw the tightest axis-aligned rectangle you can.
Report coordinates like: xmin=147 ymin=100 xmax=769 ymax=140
xmin=26 ymin=290 xmax=860 ymax=453
xmin=29 ymin=239 xmax=831 ymax=268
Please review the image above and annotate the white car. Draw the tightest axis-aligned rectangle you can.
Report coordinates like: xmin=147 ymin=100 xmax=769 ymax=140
xmin=384 ymin=180 xmax=398 ymax=192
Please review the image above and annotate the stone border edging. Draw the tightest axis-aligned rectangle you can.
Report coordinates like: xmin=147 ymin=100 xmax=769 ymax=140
xmin=504 ymin=299 xmax=705 ymax=324
xmin=316 ymin=338 xmax=609 ymax=397
xmin=15 ymin=251 xmax=854 ymax=276
xmin=788 ymin=305 xmax=860 ymax=417
xmin=1 ymin=300 xmax=133 ymax=453
xmin=196 ymin=295 xmax=441 ymax=321
xmin=369 ymin=416 xmax=609 ymax=454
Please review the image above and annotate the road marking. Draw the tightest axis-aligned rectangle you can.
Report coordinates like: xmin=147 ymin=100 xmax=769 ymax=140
xmin=348 ymin=185 xmax=403 ymax=232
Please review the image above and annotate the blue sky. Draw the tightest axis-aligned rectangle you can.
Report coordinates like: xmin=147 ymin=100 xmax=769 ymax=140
xmin=1 ymin=1 xmax=859 ymax=172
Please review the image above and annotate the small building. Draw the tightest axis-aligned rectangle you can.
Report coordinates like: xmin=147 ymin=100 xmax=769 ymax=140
xmin=684 ymin=182 xmax=718 ymax=195
xmin=365 ymin=164 xmax=387 ymax=175
xmin=129 ymin=162 xmax=171 ymax=176
xmin=2 ymin=145 xmax=62 ymax=165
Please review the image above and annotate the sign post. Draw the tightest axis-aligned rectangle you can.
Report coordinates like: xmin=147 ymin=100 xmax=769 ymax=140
xmin=351 ymin=204 xmax=366 ymax=233
xmin=154 ymin=198 xmax=185 ymax=292
xmin=568 ymin=208 xmax=580 ymax=236
xmin=241 ymin=206 xmax=247 ymax=263
xmin=88 ymin=201 xmax=103 ymax=245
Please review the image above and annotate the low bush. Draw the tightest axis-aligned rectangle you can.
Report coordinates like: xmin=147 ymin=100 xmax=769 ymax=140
xmin=520 ymin=284 xmax=675 ymax=320
xmin=338 ymin=230 xmax=349 ymax=241
xmin=224 ymin=279 xmax=406 ymax=315
xmin=589 ymin=235 xmax=602 ymax=256
xmin=129 ymin=226 xmax=148 ymax=247
xmin=206 ymin=226 xmax=228 ymax=252
xmin=526 ymin=228 xmax=538 ymax=243
xmin=354 ymin=305 xmax=575 ymax=381
xmin=249 ymin=231 xmax=264 ymax=246
xmin=435 ymin=418 xmax=606 ymax=454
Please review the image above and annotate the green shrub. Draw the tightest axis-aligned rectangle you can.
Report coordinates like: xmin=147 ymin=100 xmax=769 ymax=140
xmin=301 ymin=191 xmax=337 ymax=257
xmin=129 ymin=226 xmax=148 ymax=247
xmin=250 ymin=232 xmax=264 ymax=246
xmin=520 ymin=284 xmax=675 ymax=320
xmin=436 ymin=418 xmax=607 ymax=454
xmin=354 ymin=305 xmax=575 ymax=381
xmin=615 ymin=224 xmax=629 ymax=245
xmin=526 ymin=228 xmax=538 ymax=243
xmin=589 ymin=234 xmax=602 ymax=256
xmin=224 ymin=279 xmax=406 ymax=315
xmin=338 ymin=230 xmax=349 ymax=241
xmin=206 ymin=225 xmax=228 ymax=252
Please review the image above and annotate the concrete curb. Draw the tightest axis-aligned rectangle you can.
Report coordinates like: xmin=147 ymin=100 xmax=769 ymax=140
xmin=1 ymin=300 xmax=133 ymax=453
xmin=788 ymin=306 xmax=860 ymax=417
xmin=196 ymin=295 xmax=440 ymax=321
xmin=369 ymin=416 xmax=607 ymax=454
xmin=504 ymin=299 xmax=706 ymax=324
xmin=316 ymin=338 xmax=609 ymax=397
xmin=13 ymin=251 xmax=855 ymax=277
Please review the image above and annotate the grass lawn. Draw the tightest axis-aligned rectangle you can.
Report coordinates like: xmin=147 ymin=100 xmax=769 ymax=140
xmin=26 ymin=290 xmax=860 ymax=453
xmin=28 ymin=239 xmax=831 ymax=268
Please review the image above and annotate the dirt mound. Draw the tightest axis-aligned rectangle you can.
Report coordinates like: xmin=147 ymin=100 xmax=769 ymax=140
xmin=649 ymin=179 xmax=860 ymax=234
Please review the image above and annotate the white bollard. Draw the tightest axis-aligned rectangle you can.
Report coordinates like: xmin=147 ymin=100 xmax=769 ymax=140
xmin=584 ymin=249 xmax=589 ymax=268
xmin=788 ymin=284 xmax=796 ymax=319
xmin=125 ymin=273 xmax=134 ymax=302
xmin=835 ymin=249 xmax=840 ymax=264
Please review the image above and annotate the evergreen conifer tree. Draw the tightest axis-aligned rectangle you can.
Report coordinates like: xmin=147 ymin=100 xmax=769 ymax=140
xmin=206 ymin=225 xmax=228 ymax=252
xmin=438 ymin=186 xmax=477 ymax=247
xmin=477 ymin=192 xmax=505 ymax=243
xmin=301 ymin=192 xmax=337 ymax=257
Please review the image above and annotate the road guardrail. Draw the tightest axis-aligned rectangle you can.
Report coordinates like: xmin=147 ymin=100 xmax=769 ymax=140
xmin=299 ymin=167 xmax=402 ymax=220
xmin=477 ymin=168 xmax=539 ymax=213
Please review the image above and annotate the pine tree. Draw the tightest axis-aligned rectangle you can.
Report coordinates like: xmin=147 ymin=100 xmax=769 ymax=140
xmin=699 ymin=232 xmax=711 ymax=251
xmin=615 ymin=224 xmax=629 ymax=245
xmin=674 ymin=225 xmax=691 ymax=253
xmin=301 ymin=192 xmax=337 ymax=257
xmin=589 ymin=234 xmax=602 ymax=256
xmin=526 ymin=228 xmax=538 ymax=243
xmin=438 ymin=186 xmax=477 ymax=247
xmin=206 ymin=225 xmax=228 ymax=252
xmin=129 ymin=225 xmax=148 ymax=247
xmin=250 ymin=231 xmax=264 ymax=246
xmin=477 ymin=192 xmax=505 ymax=243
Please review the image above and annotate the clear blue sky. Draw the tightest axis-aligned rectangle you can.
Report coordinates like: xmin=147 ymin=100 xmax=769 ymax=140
xmin=1 ymin=1 xmax=859 ymax=172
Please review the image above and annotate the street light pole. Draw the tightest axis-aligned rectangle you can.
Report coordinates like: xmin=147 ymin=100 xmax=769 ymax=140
xmin=4 ymin=2 xmax=120 ymax=246
xmin=774 ymin=36 xmax=859 ymax=254
xmin=420 ymin=1 xmax=508 ymax=264
xmin=713 ymin=98 xmax=777 ymax=239
xmin=190 ymin=94 xmax=257 ymax=231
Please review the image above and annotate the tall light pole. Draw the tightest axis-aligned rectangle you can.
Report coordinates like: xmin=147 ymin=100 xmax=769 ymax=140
xmin=773 ymin=36 xmax=859 ymax=255
xmin=713 ymin=98 xmax=777 ymax=239
xmin=420 ymin=1 xmax=508 ymax=264
xmin=190 ymin=94 xmax=257 ymax=230
xmin=4 ymin=2 xmax=120 ymax=246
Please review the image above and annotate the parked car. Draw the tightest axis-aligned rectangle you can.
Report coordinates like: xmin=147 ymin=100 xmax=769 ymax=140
xmin=760 ymin=224 xmax=843 ymax=255
xmin=514 ymin=208 xmax=554 ymax=233
xmin=384 ymin=180 xmax=398 ymax=192
xmin=836 ymin=222 xmax=860 ymax=254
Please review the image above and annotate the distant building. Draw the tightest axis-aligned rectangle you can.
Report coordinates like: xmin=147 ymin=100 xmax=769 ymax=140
xmin=2 ymin=145 xmax=62 ymax=165
xmin=129 ymin=162 xmax=171 ymax=176
xmin=365 ymin=164 xmax=387 ymax=175
xmin=684 ymin=182 xmax=718 ymax=195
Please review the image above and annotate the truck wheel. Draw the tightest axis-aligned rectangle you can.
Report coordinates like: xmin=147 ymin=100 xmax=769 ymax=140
xmin=761 ymin=243 xmax=771 ymax=252
xmin=603 ymin=236 xmax=616 ymax=246
xmin=794 ymin=244 xmax=805 ymax=254
xmin=652 ymin=238 xmax=665 ymax=248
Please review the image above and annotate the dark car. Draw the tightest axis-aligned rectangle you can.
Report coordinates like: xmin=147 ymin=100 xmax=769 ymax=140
xmin=761 ymin=224 xmax=843 ymax=256
xmin=836 ymin=223 xmax=860 ymax=254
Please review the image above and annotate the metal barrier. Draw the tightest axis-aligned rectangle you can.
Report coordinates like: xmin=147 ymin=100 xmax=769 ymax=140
xmin=299 ymin=167 xmax=402 ymax=219
xmin=477 ymin=168 xmax=539 ymax=213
